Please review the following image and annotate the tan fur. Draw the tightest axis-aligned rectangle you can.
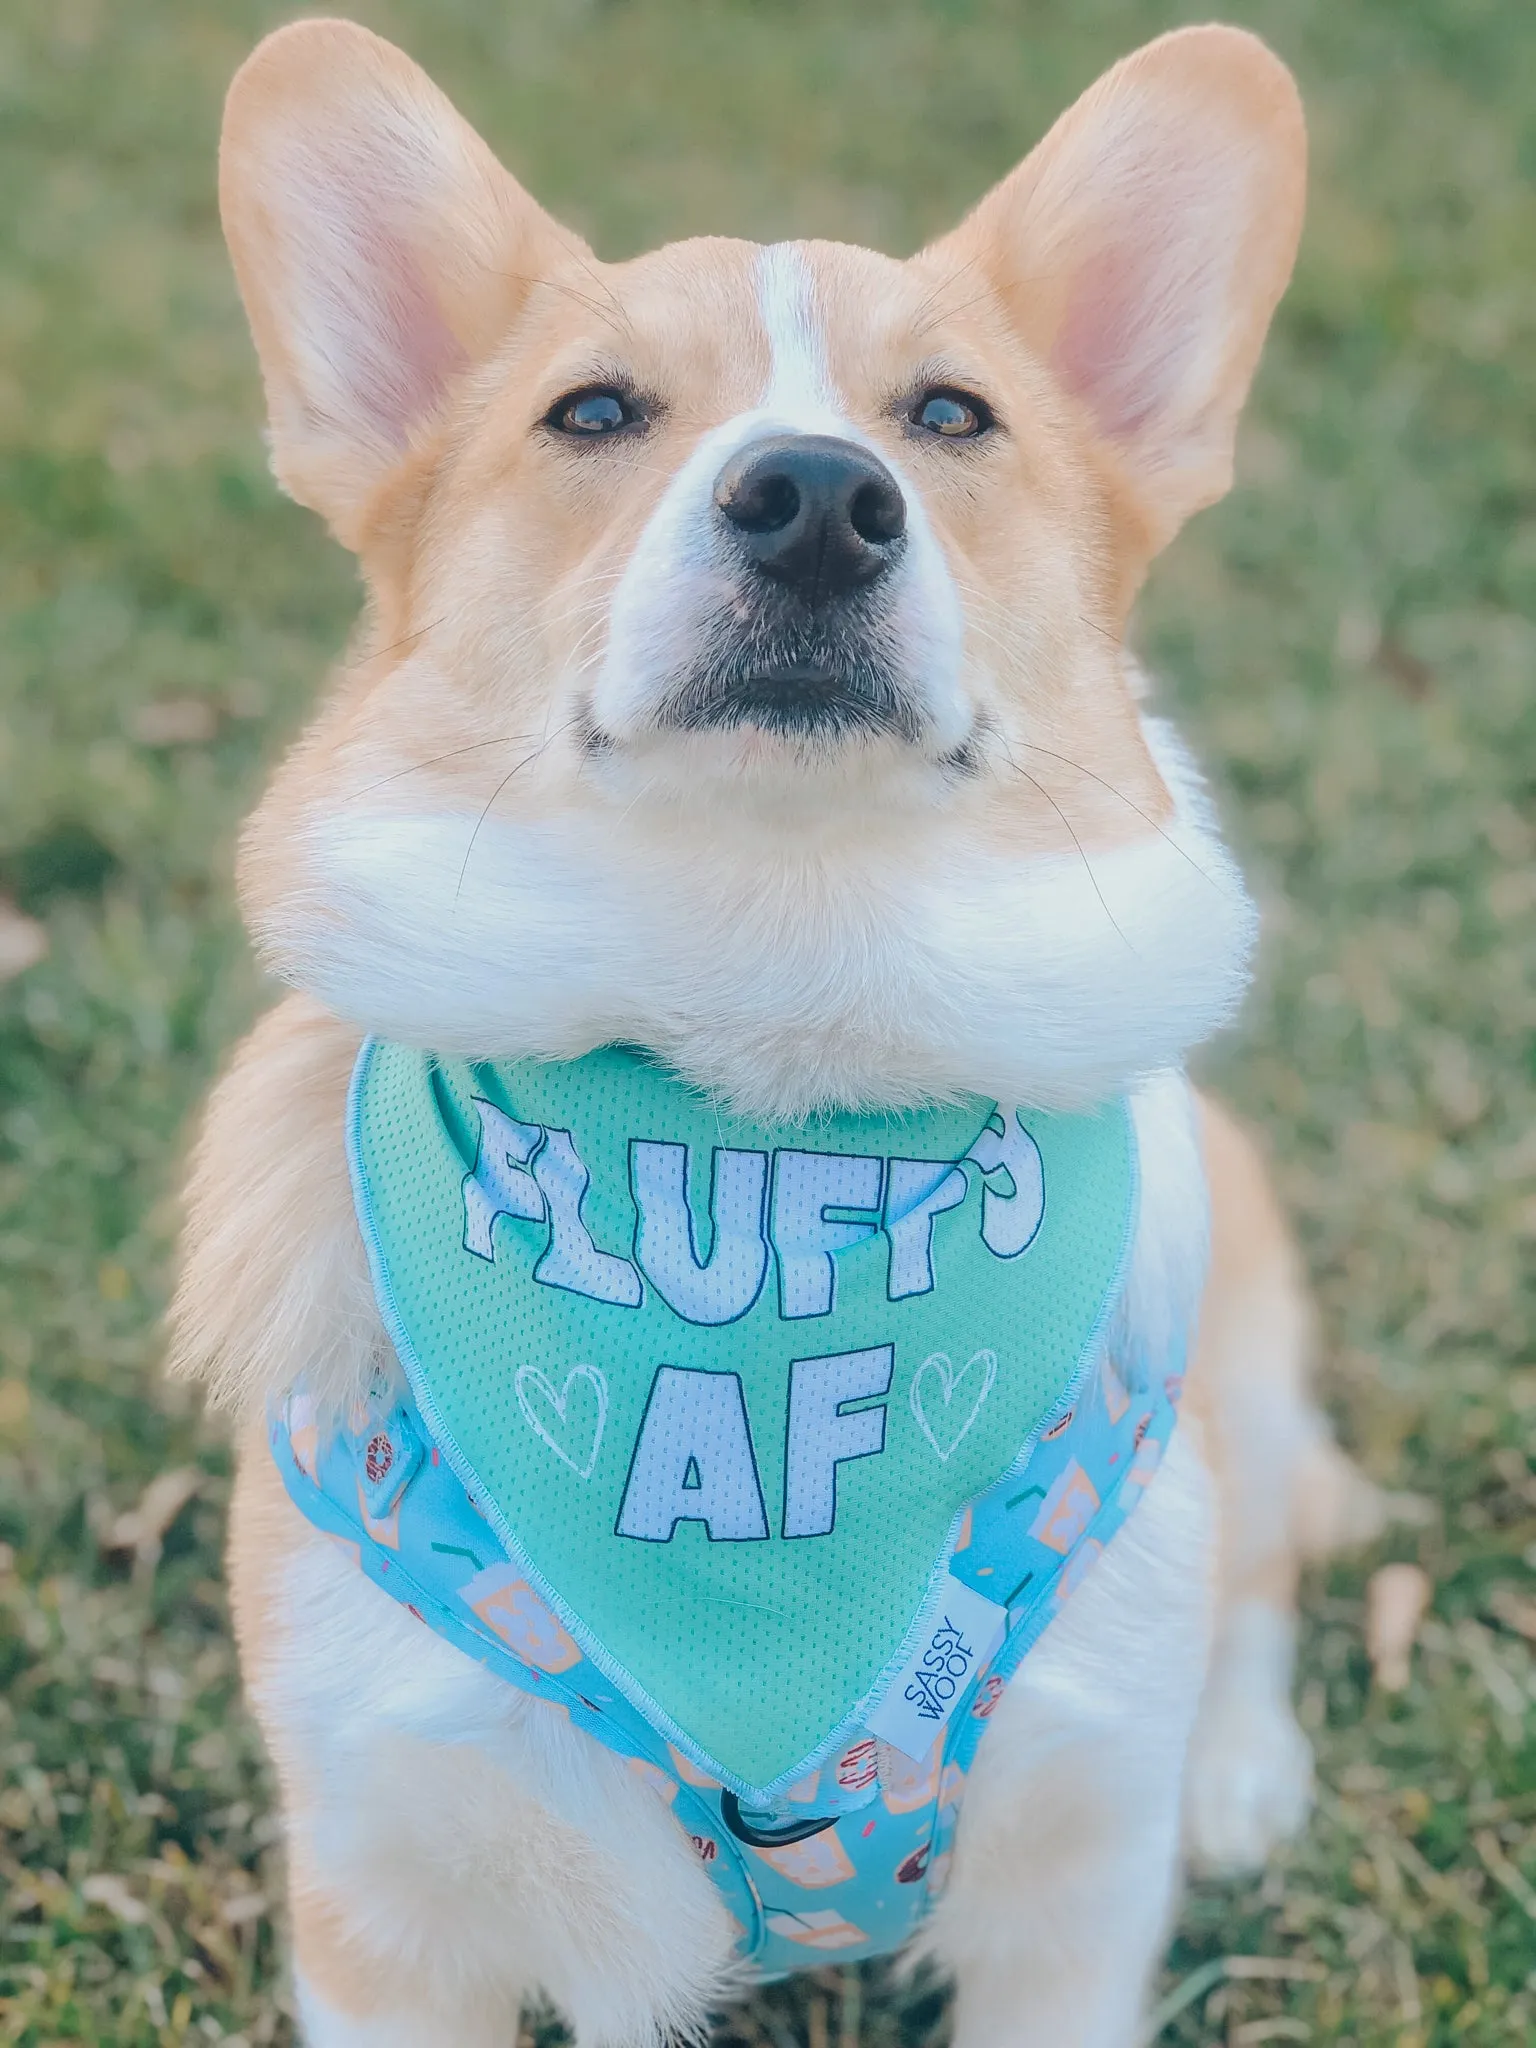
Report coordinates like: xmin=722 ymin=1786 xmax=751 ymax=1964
xmin=171 ymin=993 xmax=372 ymax=1415
xmin=174 ymin=20 xmax=1361 ymax=2041
xmin=1189 ymin=1094 xmax=1379 ymax=1592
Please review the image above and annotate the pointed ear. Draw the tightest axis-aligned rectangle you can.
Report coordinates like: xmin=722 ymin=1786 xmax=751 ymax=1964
xmin=220 ymin=19 xmax=579 ymax=545
xmin=932 ymin=26 xmax=1305 ymax=559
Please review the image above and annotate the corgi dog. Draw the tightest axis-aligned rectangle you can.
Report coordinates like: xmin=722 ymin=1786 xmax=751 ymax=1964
xmin=173 ymin=20 xmax=1378 ymax=2047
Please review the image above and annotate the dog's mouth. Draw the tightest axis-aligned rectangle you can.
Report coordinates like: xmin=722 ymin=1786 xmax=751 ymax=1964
xmin=587 ymin=580 xmax=979 ymax=772
xmin=664 ymin=661 xmax=923 ymax=743
xmin=652 ymin=608 xmax=926 ymax=746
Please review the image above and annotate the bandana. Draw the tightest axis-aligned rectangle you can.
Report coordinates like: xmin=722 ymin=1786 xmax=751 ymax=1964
xmin=340 ymin=1040 xmax=1137 ymax=1798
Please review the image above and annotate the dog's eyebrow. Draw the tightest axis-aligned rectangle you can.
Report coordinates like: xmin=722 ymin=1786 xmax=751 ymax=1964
xmin=467 ymin=246 xmax=633 ymax=337
xmin=910 ymin=253 xmax=985 ymax=336
xmin=502 ymin=272 xmax=626 ymax=327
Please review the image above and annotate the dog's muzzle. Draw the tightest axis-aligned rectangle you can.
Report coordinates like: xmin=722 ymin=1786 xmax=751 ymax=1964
xmin=655 ymin=433 xmax=921 ymax=743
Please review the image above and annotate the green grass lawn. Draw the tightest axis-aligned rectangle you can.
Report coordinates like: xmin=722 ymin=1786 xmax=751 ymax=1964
xmin=2 ymin=0 xmax=1533 ymax=2041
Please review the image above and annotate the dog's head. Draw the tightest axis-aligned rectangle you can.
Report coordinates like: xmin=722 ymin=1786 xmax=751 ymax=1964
xmin=221 ymin=19 xmax=1303 ymax=1115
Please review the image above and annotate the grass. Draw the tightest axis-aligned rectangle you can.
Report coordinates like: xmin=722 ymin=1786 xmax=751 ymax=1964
xmin=0 ymin=0 xmax=1533 ymax=2041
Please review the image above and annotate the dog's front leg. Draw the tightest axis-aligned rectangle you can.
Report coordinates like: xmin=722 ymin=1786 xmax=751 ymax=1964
xmin=230 ymin=1442 xmax=737 ymax=2048
xmin=291 ymin=1942 xmax=515 ymax=2048
xmin=921 ymin=1427 xmax=1214 ymax=2048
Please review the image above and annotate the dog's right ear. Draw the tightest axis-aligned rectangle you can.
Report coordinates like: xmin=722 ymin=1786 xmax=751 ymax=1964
xmin=220 ymin=18 xmax=576 ymax=547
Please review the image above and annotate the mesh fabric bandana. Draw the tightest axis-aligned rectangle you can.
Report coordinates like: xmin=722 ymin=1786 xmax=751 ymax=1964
xmin=349 ymin=1040 xmax=1136 ymax=1799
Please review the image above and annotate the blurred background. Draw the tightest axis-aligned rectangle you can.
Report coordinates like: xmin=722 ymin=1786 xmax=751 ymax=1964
xmin=0 ymin=1 xmax=1532 ymax=2043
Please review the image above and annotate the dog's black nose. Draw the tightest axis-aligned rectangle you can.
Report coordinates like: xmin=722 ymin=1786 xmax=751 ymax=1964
xmin=714 ymin=434 xmax=906 ymax=603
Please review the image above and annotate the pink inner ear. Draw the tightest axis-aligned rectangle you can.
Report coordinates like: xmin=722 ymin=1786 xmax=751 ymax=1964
xmin=1047 ymin=152 xmax=1227 ymax=451
xmin=296 ymin=146 xmax=470 ymax=452
xmin=348 ymin=219 xmax=469 ymax=447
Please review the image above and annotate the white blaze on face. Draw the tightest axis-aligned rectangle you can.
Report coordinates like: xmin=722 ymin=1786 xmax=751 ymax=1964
xmin=754 ymin=242 xmax=845 ymax=425
xmin=590 ymin=243 xmax=968 ymax=754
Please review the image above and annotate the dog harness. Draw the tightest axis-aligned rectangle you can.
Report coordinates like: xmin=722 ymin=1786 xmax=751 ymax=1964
xmin=273 ymin=1041 xmax=1184 ymax=1976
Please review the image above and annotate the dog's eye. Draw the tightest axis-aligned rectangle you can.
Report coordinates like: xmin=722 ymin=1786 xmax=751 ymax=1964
xmin=548 ymin=388 xmax=638 ymax=437
xmin=913 ymin=390 xmax=992 ymax=440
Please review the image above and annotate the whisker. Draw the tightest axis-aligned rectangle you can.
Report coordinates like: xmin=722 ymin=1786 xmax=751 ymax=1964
xmin=342 ymin=614 xmax=449 ymax=672
xmin=914 ymin=285 xmax=1001 ymax=333
xmin=990 ymin=728 xmax=1132 ymax=951
xmin=341 ymin=733 xmax=542 ymax=806
xmin=454 ymin=717 xmax=582 ymax=902
xmin=490 ymin=269 xmax=621 ymax=327
xmin=950 ymin=606 xmax=1230 ymax=898
xmin=564 ymin=616 xmax=612 ymax=672
xmin=1017 ymin=741 xmax=1228 ymax=891
xmin=557 ymin=234 xmax=633 ymax=337
xmin=610 ymin=760 xmax=663 ymax=834
xmin=910 ymin=254 xmax=982 ymax=336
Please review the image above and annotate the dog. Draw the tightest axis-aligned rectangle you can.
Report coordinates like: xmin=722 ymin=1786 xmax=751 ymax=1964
xmin=172 ymin=19 xmax=1379 ymax=2045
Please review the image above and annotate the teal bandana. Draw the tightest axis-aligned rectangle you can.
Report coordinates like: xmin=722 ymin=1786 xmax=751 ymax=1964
xmin=342 ymin=1041 xmax=1137 ymax=1798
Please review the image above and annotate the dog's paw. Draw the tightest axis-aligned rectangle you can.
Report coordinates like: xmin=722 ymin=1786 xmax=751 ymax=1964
xmin=1183 ymin=1691 xmax=1314 ymax=1875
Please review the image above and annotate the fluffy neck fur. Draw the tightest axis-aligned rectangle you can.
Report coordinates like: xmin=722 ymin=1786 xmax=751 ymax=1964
xmin=248 ymin=708 xmax=1253 ymax=1121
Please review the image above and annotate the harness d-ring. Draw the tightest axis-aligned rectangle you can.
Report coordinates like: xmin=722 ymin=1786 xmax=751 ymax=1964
xmin=720 ymin=1790 xmax=839 ymax=1847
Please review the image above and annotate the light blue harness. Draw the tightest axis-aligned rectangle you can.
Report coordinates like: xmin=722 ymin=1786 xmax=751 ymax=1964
xmin=274 ymin=1044 xmax=1185 ymax=1976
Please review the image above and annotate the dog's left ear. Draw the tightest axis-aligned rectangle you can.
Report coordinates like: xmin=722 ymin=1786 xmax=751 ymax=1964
xmin=932 ymin=25 xmax=1305 ymax=563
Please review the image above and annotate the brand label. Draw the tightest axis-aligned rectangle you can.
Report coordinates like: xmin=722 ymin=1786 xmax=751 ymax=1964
xmin=865 ymin=1573 xmax=1007 ymax=1761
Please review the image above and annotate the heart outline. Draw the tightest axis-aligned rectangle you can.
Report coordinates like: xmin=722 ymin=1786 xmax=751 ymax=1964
xmin=909 ymin=1349 xmax=998 ymax=1462
xmin=515 ymin=1363 xmax=608 ymax=1480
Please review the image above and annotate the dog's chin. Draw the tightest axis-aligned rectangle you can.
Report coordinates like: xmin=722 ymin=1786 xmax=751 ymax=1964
xmin=598 ymin=720 xmax=973 ymax=832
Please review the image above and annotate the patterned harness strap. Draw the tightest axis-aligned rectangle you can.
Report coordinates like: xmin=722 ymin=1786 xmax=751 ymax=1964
xmin=274 ymin=1332 xmax=1181 ymax=1977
